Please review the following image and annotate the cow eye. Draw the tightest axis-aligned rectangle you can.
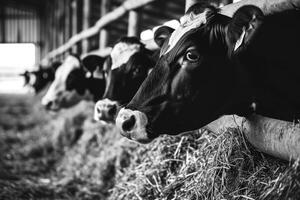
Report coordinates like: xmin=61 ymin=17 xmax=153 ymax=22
xmin=185 ymin=50 xmax=200 ymax=62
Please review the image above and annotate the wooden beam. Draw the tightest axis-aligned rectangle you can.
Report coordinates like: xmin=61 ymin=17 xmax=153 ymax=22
xmin=127 ymin=10 xmax=140 ymax=37
xmin=42 ymin=0 xmax=158 ymax=62
xmin=219 ymin=0 xmax=300 ymax=17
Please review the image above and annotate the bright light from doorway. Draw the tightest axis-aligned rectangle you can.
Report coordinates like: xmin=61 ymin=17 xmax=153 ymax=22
xmin=0 ymin=43 xmax=36 ymax=94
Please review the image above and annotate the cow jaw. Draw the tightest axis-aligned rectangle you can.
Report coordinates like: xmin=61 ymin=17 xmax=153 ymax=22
xmin=116 ymin=108 xmax=152 ymax=143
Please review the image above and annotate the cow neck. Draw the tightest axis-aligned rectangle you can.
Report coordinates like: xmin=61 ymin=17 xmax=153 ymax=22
xmin=84 ymin=76 xmax=105 ymax=101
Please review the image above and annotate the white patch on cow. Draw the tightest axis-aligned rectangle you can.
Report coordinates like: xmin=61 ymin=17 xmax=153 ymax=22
xmin=110 ymin=42 xmax=141 ymax=70
xmin=56 ymin=56 xmax=81 ymax=82
xmin=234 ymin=27 xmax=246 ymax=51
xmin=29 ymin=73 xmax=37 ymax=86
xmin=165 ymin=10 xmax=208 ymax=55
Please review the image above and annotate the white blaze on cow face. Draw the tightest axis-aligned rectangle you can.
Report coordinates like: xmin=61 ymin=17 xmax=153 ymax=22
xmin=164 ymin=10 xmax=209 ymax=55
xmin=42 ymin=55 xmax=91 ymax=110
xmin=110 ymin=42 xmax=141 ymax=70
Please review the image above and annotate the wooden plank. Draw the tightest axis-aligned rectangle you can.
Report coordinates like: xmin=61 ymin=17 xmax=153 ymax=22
xmin=42 ymin=0 xmax=158 ymax=62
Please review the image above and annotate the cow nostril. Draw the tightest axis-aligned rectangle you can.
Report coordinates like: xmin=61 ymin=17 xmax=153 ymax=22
xmin=108 ymin=104 xmax=117 ymax=116
xmin=45 ymin=101 xmax=52 ymax=110
xmin=122 ymin=115 xmax=136 ymax=132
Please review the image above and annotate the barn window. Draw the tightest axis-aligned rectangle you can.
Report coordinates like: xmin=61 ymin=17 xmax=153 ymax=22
xmin=0 ymin=43 xmax=36 ymax=93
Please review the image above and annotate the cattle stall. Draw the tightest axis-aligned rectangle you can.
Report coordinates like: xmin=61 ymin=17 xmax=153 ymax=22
xmin=1 ymin=0 xmax=300 ymax=199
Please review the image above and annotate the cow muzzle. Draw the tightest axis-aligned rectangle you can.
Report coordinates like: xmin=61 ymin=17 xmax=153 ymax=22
xmin=41 ymin=97 xmax=59 ymax=111
xmin=116 ymin=108 xmax=152 ymax=143
xmin=94 ymin=99 xmax=118 ymax=123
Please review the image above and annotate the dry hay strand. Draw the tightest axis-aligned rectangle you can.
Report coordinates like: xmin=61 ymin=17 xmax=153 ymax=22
xmin=260 ymin=160 xmax=300 ymax=200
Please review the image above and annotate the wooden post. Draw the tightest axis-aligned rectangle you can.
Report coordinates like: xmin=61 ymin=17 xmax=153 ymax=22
xmin=127 ymin=10 xmax=139 ymax=37
xmin=99 ymin=0 xmax=110 ymax=49
xmin=82 ymin=0 xmax=90 ymax=54
xmin=71 ymin=0 xmax=78 ymax=53
xmin=54 ymin=0 xmax=59 ymax=50
xmin=64 ymin=0 xmax=70 ymax=44
xmin=64 ymin=0 xmax=71 ymax=57
xmin=59 ymin=0 xmax=65 ymax=51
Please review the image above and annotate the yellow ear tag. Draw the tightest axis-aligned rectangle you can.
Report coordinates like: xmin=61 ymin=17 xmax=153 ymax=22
xmin=234 ymin=27 xmax=246 ymax=51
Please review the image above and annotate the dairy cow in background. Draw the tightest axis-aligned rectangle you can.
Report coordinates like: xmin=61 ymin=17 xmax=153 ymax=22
xmin=21 ymin=61 xmax=61 ymax=93
xmin=41 ymin=54 xmax=106 ymax=111
xmin=94 ymin=32 xmax=174 ymax=123
xmin=116 ymin=4 xmax=300 ymax=143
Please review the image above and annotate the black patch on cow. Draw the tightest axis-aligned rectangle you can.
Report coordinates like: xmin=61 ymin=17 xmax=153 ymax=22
xmin=103 ymin=51 xmax=155 ymax=105
xmin=65 ymin=56 xmax=106 ymax=101
xmin=66 ymin=68 xmax=87 ymax=95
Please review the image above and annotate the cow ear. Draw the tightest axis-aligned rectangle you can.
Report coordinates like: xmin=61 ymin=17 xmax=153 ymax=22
xmin=227 ymin=5 xmax=264 ymax=53
xmin=154 ymin=26 xmax=174 ymax=48
xmin=82 ymin=55 xmax=106 ymax=72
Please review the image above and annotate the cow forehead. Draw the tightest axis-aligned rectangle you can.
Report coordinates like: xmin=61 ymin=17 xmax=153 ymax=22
xmin=164 ymin=11 xmax=208 ymax=55
xmin=55 ymin=56 xmax=80 ymax=82
xmin=110 ymin=42 xmax=141 ymax=70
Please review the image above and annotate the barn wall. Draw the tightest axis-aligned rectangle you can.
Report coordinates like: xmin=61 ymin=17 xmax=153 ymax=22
xmin=0 ymin=1 xmax=41 ymax=62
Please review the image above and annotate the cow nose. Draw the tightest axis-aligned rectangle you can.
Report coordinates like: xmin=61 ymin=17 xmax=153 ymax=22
xmin=121 ymin=115 xmax=136 ymax=132
xmin=94 ymin=99 xmax=119 ymax=122
xmin=45 ymin=101 xmax=53 ymax=110
xmin=108 ymin=104 xmax=117 ymax=116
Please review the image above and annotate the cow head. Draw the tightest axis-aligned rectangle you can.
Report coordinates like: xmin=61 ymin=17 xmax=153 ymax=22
xmin=21 ymin=61 xmax=61 ymax=93
xmin=94 ymin=37 xmax=157 ymax=123
xmin=41 ymin=54 xmax=106 ymax=111
xmin=116 ymin=4 xmax=264 ymax=143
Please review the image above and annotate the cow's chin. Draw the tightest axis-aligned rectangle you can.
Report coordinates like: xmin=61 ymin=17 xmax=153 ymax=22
xmin=126 ymin=128 xmax=154 ymax=144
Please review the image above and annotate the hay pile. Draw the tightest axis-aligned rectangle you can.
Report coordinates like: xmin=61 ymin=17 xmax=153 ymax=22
xmin=108 ymin=128 xmax=300 ymax=200
xmin=1 ymin=94 xmax=300 ymax=200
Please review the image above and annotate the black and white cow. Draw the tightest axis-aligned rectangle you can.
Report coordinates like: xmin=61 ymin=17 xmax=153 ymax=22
xmin=41 ymin=54 xmax=106 ymax=111
xmin=93 ymin=36 xmax=166 ymax=123
xmin=21 ymin=61 xmax=61 ymax=93
xmin=116 ymin=4 xmax=300 ymax=143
